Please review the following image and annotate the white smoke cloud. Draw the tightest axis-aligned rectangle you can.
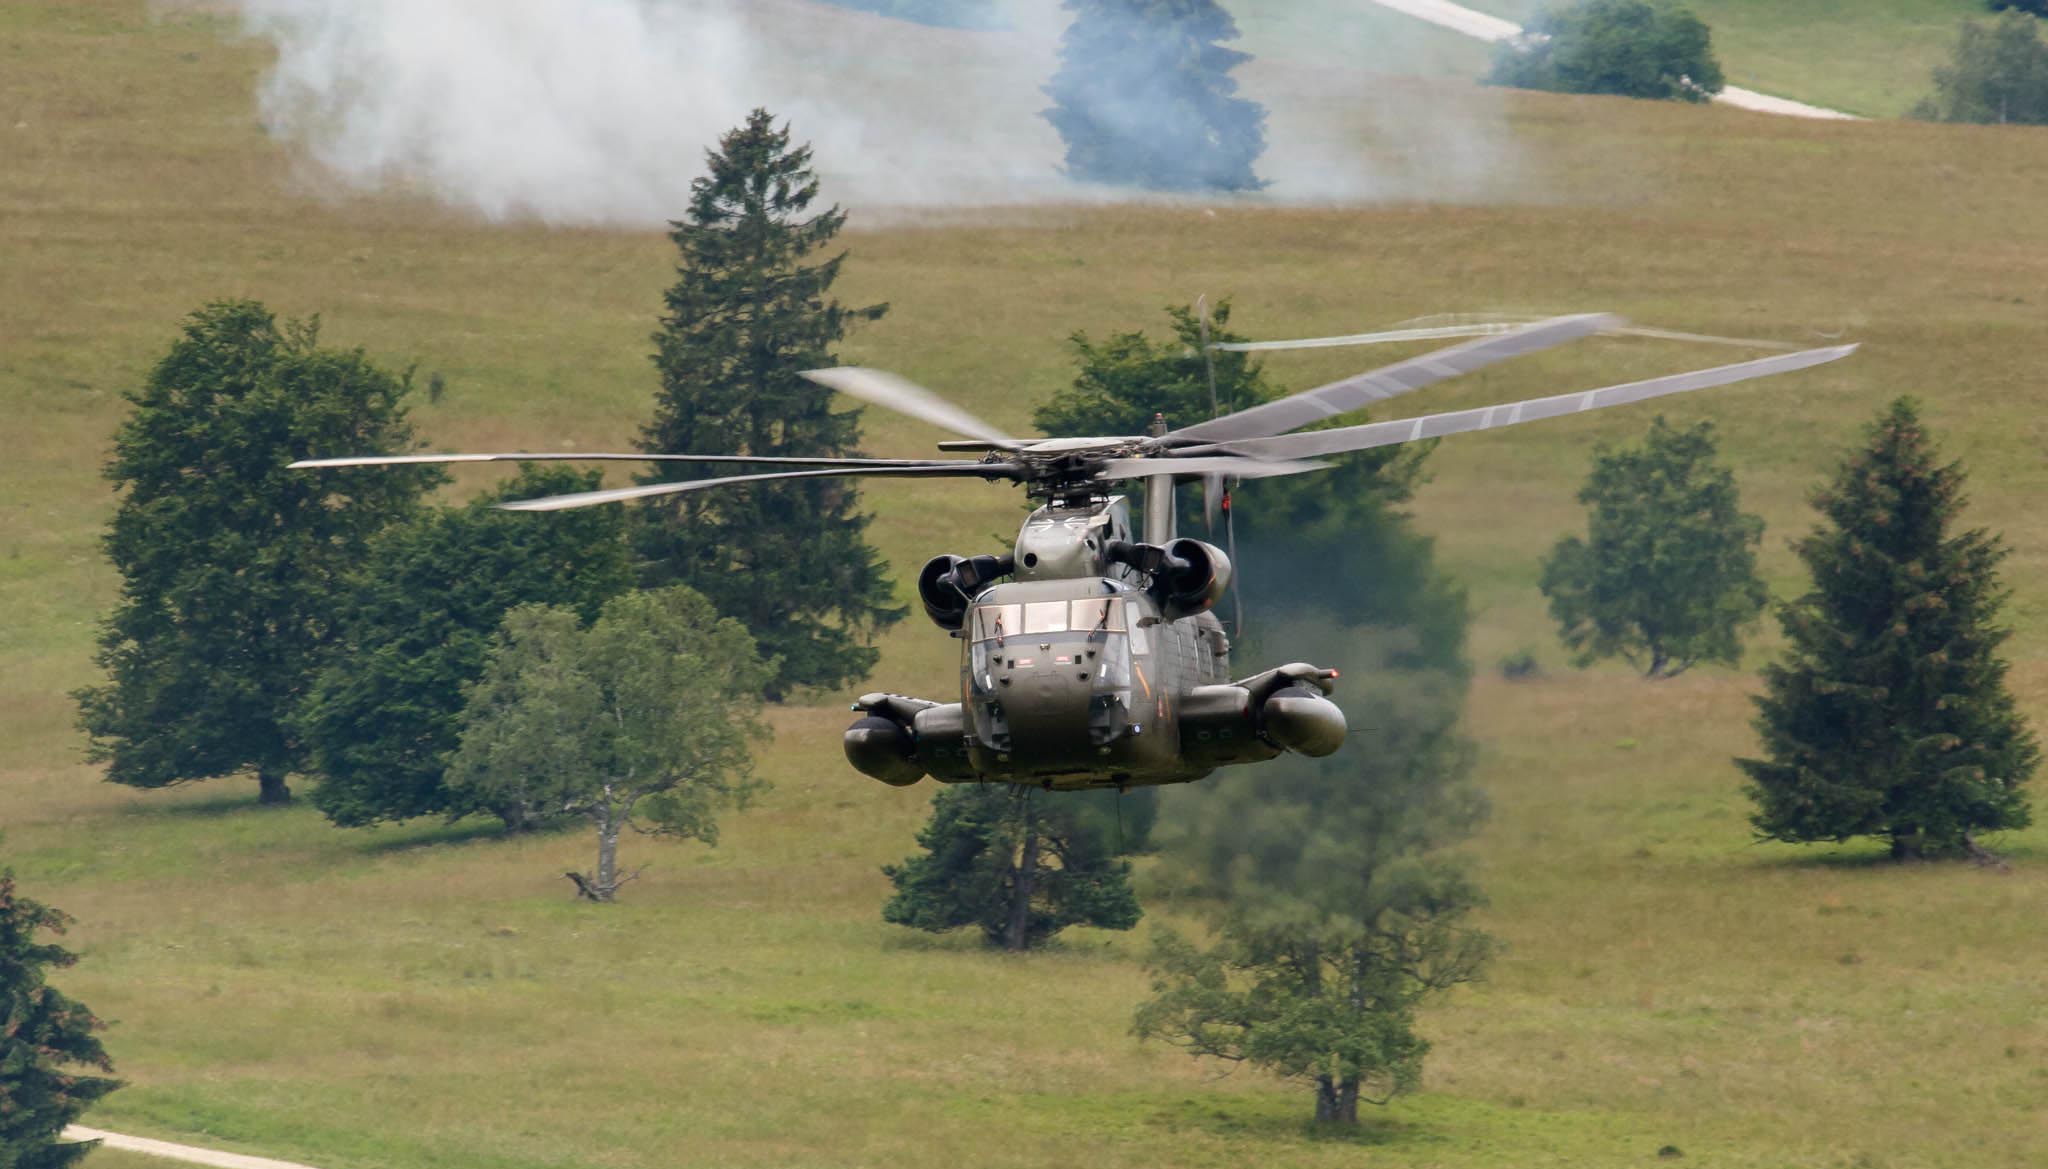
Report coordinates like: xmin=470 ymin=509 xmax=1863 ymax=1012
xmin=221 ymin=0 xmax=1520 ymax=226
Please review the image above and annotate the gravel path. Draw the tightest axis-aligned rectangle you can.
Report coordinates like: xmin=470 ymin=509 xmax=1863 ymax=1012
xmin=64 ymin=1127 xmax=327 ymax=1169
xmin=1367 ymin=0 xmax=1861 ymax=120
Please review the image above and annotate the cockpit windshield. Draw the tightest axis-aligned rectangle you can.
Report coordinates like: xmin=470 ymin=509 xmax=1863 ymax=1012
xmin=974 ymin=599 xmax=1128 ymax=641
xmin=1023 ymin=601 xmax=1069 ymax=635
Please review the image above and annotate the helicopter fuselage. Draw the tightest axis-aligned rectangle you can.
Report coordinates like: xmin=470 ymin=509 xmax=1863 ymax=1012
xmin=844 ymin=495 xmax=1346 ymax=791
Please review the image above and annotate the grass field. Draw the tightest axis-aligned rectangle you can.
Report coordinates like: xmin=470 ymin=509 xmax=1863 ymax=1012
xmin=10 ymin=2 xmax=2048 ymax=1167
xmin=1460 ymin=0 xmax=1984 ymax=116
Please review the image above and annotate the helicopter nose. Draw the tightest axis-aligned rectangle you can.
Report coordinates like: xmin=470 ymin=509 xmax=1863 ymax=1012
xmin=998 ymin=648 xmax=1097 ymax=772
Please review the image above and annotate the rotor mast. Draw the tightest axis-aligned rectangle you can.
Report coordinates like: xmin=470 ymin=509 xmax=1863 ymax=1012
xmin=1144 ymin=412 xmax=1175 ymax=546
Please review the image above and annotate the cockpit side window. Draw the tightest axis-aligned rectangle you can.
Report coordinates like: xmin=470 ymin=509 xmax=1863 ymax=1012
xmin=1071 ymin=598 xmax=1125 ymax=632
xmin=973 ymin=604 xmax=1021 ymax=642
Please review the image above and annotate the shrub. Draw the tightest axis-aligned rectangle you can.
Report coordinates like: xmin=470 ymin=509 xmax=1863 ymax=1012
xmin=1487 ymin=0 xmax=1725 ymax=103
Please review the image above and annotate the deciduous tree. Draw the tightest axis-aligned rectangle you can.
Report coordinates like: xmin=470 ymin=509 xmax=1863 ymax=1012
xmin=75 ymin=301 xmax=440 ymax=805
xmin=447 ymin=588 xmax=771 ymax=901
xmin=1034 ymin=301 xmax=1454 ymax=659
xmin=638 ymin=109 xmax=899 ymax=699
xmin=298 ymin=466 xmax=634 ymax=829
xmin=1487 ymin=0 xmax=1725 ymax=103
xmin=1913 ymin=12 xmax=2048 ymax=125
xmin=1741 ymin=399 xmax=2037 ymax=860
xmin=1043 ymin=0 xmax=1268 ymax=192
xmin=0 ymin=869 xmax=119 ymax=1169
xmin=883 ymin=786 xmax=1141 ymax=950
xmin=1540 ymin=417 xmax=1767 ymax=678
xmin=1134 ymin=621 xmax=1492 ymax=1125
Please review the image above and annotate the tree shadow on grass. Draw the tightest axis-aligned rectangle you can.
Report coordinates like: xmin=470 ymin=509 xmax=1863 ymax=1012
xmin=1745 ymin=835 xmax=2048 ymax=870
xmin=348 ymin=816 xmax=546 ymax=857
xmin=111 ymin=789 xmax=278 ymax=821
xmin=1141 ymin=1094 xmax=1421 ymax=1148
xmin=348 ymin=814 xmax=593 ymax=859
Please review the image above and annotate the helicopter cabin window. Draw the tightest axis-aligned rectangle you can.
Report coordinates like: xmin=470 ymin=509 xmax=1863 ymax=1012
xmin=972 ymin=604 xmax=1021 ymax=642
xmin=1023 ymin=601 xmax=1070 ymax=635
xmin=1126 ymin=600 xmax=1149 ymax=655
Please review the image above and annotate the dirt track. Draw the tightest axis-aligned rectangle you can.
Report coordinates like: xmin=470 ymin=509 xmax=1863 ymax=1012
xmin=64 ymin=1127 xmax=325 ymax=1169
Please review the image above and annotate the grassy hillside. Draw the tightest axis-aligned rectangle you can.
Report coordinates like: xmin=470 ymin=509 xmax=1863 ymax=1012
xmin=10 ymin=2 xmax=2048 ymax=1167
xmin=1460 ymin=0 xmax=1983 ymax=116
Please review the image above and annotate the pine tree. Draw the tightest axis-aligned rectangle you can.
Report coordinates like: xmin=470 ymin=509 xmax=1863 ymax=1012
xmin=883 ymin=786 xmax=1141 ymax=951
xmin=637 ymin=110 xmax=900 ymax=699
xmin=1043 ymin=0 xmax=1268 ymax=192
xmin=1540 ymin=417 xmax=1768 ymax=678
xmin=0 ymin=870 xmax=119 ymax=1169
xmin=1740 ymin=399 xmax=2037 ymax=860
xmin=74 ymin=302 xmax=441 ymax=805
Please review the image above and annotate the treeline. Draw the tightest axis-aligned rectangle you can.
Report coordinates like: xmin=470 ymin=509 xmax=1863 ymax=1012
xmin=74 ymin=111 xmax=893 ymax=900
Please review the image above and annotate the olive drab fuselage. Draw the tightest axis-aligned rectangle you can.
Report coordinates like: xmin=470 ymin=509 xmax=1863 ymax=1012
xmin=844 ymin=494 xmax=1347 ymax=791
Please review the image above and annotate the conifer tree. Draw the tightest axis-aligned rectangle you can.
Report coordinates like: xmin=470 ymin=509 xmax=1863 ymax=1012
xmin=75 ymin=302 xmax=440 ymax=804
xmin=637 ymin=110 xmax=900 ymax=699
xmin=1541 ymin=417 xmax=1767 ymax=678
xmin=1043 ymin=0 xmax=1268 ymax=192
xmin=0 ymin=870 xmax=119 ymax=1168
xmin=1741 ymin=399 xmax=2037 ymax=860
xmin=883 ymin=786 xmax=1141 ymax=951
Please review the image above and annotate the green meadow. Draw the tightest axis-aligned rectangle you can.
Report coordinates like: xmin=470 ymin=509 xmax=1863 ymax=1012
xmin=7 ymin=2 xmax=2048 ymax=1166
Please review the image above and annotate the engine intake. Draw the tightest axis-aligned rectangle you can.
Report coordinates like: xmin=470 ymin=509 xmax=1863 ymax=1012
xmin=916 ymin=553 xmax=1013 ymax=630
xmin=1106 ymin=538 xmax=1231 ymax=618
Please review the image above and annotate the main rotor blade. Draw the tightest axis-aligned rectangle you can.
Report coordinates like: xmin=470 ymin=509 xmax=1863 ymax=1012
xmin=1210 ymin=320 xmax=1806 ymax=354
xmin=1097 ymin=456 xmax=1328 ymax=481
xmin=291 ymin=452 xmax=957 ymax=470
xmin=1211 ymin=322 xmax=1525 ymax=352
xmin=801 ymin=368 xmax=1022 ymax=448
xmin=1168 ymin=312 xmax=1622 ymax=444
xmin=1181 ymin=345 xmax=1857 ymax=462
xmin=496 ymin=462 xmax=1023 ymax=512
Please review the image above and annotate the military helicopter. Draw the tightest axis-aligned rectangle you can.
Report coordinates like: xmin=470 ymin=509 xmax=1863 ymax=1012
xmin=294 ymin=313 xmax=1854 ymax=792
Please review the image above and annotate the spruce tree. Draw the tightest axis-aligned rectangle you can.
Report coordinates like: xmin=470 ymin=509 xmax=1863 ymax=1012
xmin=1043 ymin=0 xmax=1268 ymax=192
xmin=75 ymin=302 xmax=441 ymax=804
xmin=638 ymin=109 xmax=900 ymax=698
xmin=1740 ymin=399 xmax=2037 ymax=860
xmin=883 ymin=786 xmax=1141 ymax=951
xmin=0 ymin=870 xmax=119 ymax=1169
